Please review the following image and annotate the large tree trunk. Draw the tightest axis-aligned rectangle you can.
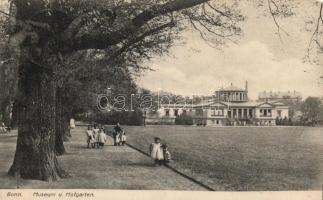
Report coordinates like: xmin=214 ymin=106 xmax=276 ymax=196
xmin=8 ymin=60 xmax=67 ymax=181
xmin=55 ymin=89 xmax=66 ymax=156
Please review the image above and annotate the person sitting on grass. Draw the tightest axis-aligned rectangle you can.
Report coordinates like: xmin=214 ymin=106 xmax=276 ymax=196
xmin=97 ymin=128 xmax=107 ymax=148
xmin=85 ymin=125 xmax=93 ymax=148
xmin=120 ymin=129 xmax=126 ymax=146
xmin=162 ymin=144 xmax=171 ymax=164
xmin=149 ymin=137 xmax=164 ymax=166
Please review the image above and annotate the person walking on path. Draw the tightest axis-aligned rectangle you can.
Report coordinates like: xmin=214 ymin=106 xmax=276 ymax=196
xmin=97 ymin=128 xmax=107 ymax=148
xmin=149 ymin=137 xmax=164 ymax=166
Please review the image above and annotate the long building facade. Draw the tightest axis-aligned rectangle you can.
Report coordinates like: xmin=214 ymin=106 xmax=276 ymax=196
xmin=146 ymin=82 xmax=289 ymax=126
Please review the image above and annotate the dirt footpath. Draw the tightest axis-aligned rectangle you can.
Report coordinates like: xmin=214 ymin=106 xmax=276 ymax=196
xmin=0 ymin=127 xmax=206 ymax=190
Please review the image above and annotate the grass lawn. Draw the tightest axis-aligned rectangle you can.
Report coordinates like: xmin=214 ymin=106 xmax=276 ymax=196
xmin=105 ymin=125 xmax=323 ymax=191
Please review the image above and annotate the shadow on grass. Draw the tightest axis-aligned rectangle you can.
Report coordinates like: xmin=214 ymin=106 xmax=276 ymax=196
xmin=71 ymin=146 xmax=91 ymax=149
xmin=126 ymin=162 xmax=157 ymax=168
xmin=72 ymin=144 xmax=116 ymax=149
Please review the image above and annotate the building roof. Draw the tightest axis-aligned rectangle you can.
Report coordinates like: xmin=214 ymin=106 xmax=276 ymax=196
xmin=161 ymin=100 xmax=288 ymax=109
xmin=220 ymin=101 xmax=265 ymax=107
xmin=258 ymin=91 xmax=302 ymax=99
xmin=221 ymin=85 xmax=246 ymax=92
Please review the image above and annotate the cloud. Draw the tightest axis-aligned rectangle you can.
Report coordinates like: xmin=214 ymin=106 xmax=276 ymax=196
xmin=137 ymin=1 xmax=322 ymax=100
xmin=138 ymin=40 xmax=322 ymax=100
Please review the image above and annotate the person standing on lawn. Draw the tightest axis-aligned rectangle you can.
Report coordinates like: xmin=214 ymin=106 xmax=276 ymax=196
xmin=97 ymin=128 xmax=107 ymax=148
xmin=150 ymin=137 xmax=164 ymax=166
xmin=85 ymin=125 xmax=94 ymax=148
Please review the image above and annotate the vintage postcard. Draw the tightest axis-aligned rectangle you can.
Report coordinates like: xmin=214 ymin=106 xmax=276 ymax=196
xmin=0 ymin=0 xmax=322 ymax=199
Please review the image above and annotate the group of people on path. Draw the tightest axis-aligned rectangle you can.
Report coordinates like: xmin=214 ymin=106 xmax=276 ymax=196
xmin=85 ymin=124 xmax=108 ymax=148
xmin=113 ymin=123 xmax=127 ymax=146
xmin=85 ymin=123 xmax=127 ymax=148
xmin=84 ymin=122 xmax=171 ymax=166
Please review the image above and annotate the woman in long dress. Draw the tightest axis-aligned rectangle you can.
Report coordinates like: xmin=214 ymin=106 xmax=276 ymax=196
xmin=92 ymin=125 xmax=100 ymax=148
xmin=97 ymin=128 xmax=107 ymax=148
xmin=120 ymin=129 xmax=126 ymax=146
xmin=85 ymin=125 xmax=93 ymax=148
xmin=149 ymin=137 xmax=164 ymax=166
xmin=70 ymin=118 xmax=76 ymax=129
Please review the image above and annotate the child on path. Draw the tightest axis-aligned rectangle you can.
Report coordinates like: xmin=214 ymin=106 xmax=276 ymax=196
xmin=162 ymin=144 xmax=171 ymax=164
xmin=120 ymin=129 xmax=126 ymax=146
xmin=92 ymin=125 xmax=100 ymax=148
xmin=115 ymin=131 xmax=121 ymax=146
xmin=0 ymin=122 xmax=7 ymax=133
xmin=85 ymin=125 xmax=93 ymax=148
xmin=97 ymin=128 xmax=107 ymax=148
xmin=149 ymin=137 xmax=164 ymax=166
xmin=113 ymin=122 xmax=122 ymax=146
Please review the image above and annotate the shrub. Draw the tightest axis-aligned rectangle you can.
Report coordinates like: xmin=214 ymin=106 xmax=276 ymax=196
xmin=90 ymin=110 xmax=143 ymax=126
xmin=175 ymin=113 xmax=193 ymax=125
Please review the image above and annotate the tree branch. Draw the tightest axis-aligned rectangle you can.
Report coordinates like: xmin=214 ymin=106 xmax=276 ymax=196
xmin=267 ymin=0 xmax=289 ymax=42
xmin=306 ymin=3 xmax=323 ymax=59
xmin=61 ymin=0 xmax=210 ymax=52
xmin=107 ymin=21 xmax=176 ymax=64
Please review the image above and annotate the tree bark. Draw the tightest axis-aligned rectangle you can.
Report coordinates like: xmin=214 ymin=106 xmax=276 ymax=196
xmin=8 ymin=60 xmax=67 ymax=181
xmin=55 ymin=89 xmax=67 ymax=156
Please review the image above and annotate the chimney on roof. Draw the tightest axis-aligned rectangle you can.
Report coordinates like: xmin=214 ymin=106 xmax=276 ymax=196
xmin=245 ymin=80 xmax=248 ymax=91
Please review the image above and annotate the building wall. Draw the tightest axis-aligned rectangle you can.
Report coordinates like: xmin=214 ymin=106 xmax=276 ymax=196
xmin=206 ymin=118 xmax=224 ymax=126
xmin=273 ymin=107 xmax=289 ymax=119
xmin=147 ymin=103 xmax=289 ymax=126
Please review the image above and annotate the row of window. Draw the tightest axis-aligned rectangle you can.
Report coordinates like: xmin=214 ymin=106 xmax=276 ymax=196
xmin=211 ymin=108 xmax=224 ymax=116
xmin=228 ymin=108 xmax=254 ymax=118
xmin=259 ymin=109 xmax=271 ymax=116
xmin=220 ymin=92 xmax=247 ymax=101
xmin=165 ymin=109 xmax=187 ymax=117
xmin=211 ymin=119 xmax=221 ymax=124
xmin=165 ymin=108 xmax=225 ymax=117
xmin=164 ymin=108 xmax=282 ymax=118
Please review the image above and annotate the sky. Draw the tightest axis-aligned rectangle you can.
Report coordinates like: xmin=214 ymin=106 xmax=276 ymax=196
xmin=136 ymin=0 xmax=323 ymax=100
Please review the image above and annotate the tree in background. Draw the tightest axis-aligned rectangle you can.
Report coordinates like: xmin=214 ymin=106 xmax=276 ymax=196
xmin=175 ymin=113 xmax=194 ymax=125
xmin=301 ymin=97 xmax=321 ymax=125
